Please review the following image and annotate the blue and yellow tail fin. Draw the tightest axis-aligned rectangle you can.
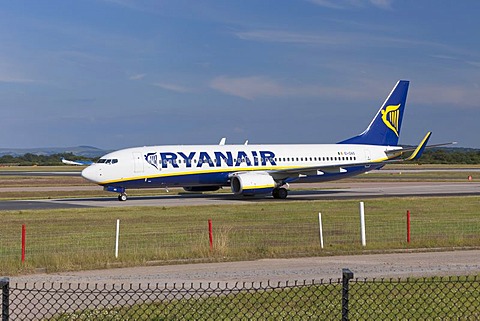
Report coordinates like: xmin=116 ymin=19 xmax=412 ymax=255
xmin=339 ymin=80 xmax=409 ymax=146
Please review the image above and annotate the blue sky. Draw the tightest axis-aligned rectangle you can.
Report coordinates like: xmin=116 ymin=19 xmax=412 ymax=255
xmin=1 ymin=0 xmax=479 ymax=149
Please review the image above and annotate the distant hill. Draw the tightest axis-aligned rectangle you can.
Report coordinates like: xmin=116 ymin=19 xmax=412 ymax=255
xmin=0 ymin=146 xmax=110 ymax=158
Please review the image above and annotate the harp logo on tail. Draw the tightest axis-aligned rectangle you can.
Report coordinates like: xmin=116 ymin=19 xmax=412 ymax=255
xmin=381 ymin=104 xmax=401 ymax=137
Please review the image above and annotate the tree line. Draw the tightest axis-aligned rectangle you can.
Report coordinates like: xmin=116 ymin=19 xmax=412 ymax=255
xmin=418 ymin=149 xmax=480 ymax=164
xmin=0 ymin=153 xmax=95 ymax=166
xmin=0 ymin=149 xmax=479 ymax=166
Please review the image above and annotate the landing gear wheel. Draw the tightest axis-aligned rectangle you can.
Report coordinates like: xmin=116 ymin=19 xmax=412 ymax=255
xmin=272 ymin=187 xmax=288 ymax=199
xmin=272 ymin=189 xmax=279 ymax=199
xmin=118 ymin=193 xmax=128 ymax=201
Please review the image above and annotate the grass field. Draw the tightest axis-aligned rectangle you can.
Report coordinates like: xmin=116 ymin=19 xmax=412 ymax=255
xmin=1 ymin=165 xmax=479 ymax=275
xmin=1 ymin=196 xmax=479 ymax=275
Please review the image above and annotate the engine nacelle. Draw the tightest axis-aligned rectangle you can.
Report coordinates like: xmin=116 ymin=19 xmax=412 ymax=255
xmin=230 ymin=172 xmax=276 ymax=196
xmin=183 ymin=186 xmax=221 ymax=192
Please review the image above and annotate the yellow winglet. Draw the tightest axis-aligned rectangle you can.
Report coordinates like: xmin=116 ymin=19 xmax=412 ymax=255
xmin=406 ymin=132 xmax=432 ymax=161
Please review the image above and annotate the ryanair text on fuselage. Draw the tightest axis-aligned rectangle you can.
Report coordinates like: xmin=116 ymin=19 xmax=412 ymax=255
xmin=145 ymin=150 xmax=277 ymax=170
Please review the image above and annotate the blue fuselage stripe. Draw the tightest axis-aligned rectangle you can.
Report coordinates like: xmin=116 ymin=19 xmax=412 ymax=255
xmin=102 ymin=165 xmax=380 ymax=189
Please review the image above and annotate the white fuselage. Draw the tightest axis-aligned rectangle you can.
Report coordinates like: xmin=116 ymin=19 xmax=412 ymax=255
xmin=81 ymin=143 xmax=399 ymax=190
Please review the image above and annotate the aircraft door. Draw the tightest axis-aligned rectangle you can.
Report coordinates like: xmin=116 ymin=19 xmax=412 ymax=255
xmin=364 ymin=149 xmax=371 ymax=168
xmin=133 ymin=152 xmax=144 ymax=173
xmin=364 ymin=149 xmax=371 ymax=161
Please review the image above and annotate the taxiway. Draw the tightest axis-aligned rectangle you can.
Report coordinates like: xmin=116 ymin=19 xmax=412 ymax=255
xmin=0 ymin=181 xmax=478 ymax=210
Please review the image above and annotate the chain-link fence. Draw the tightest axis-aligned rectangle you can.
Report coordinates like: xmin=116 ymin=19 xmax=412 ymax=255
xmin=2 ymin=271 xmax=480 ymax=320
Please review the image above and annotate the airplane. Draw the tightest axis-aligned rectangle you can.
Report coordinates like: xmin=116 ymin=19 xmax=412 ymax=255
xmin=81 ymin=80 xmax=437 ymax=201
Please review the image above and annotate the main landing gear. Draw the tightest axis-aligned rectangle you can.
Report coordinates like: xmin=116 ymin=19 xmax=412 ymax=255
xmin=118 ymin=193 xmax=128 ymax=201
xmin=272 ymin=187 xmax=288 ymax=199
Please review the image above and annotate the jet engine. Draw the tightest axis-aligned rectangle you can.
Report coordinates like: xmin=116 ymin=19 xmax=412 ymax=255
xmin=230 ymin=172 xmax=276 ymax=196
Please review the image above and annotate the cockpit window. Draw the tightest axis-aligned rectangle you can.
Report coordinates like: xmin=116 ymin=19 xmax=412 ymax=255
xmin=97 ymin=158 xmax=118 ymax=164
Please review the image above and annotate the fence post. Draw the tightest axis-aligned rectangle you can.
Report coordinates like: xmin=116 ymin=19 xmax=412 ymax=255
xmin=359 ymin=202 xmax=366 ymax=247
xmin=115 ymin=219 xmax=120 ymax=259
xmin=318 ymin=212 xmax=324 ymax=249
xmin=406 ymin=210 xmax=411 ymax=243
xmin=342 ymin=268 xmax=354 ymax=321
xmin=0 ymin=277 xmax=9 ymax=321
xmin=21 ymin=224 xmax=26 ymax=263
xmin=208 ymin=219 xmax=213 ymax=251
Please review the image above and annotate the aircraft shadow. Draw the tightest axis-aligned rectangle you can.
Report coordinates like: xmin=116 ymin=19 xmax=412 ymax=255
xmin=54 ymin=189 xmax=355 ymax=203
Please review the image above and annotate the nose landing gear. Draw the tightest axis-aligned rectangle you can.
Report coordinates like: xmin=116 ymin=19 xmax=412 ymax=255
xmin=104 ymin=186 xmax=128 ymax=201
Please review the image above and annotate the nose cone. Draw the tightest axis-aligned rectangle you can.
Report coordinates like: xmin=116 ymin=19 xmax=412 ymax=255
xmin=81 ymin=165 xmax=100 ymax=183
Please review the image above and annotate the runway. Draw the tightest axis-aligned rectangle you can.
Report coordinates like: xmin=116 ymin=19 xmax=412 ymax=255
xmin=0 ymin=181 xmax=479 ymax=210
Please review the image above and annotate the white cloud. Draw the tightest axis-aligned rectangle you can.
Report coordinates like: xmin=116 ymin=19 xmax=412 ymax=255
xmin=210 ymin=73 xmax=480 ymax=109
xmin=307 ymin=0 xmax=345 ymax=9
xmin=153 ymin=82 xmax=192 ymax=93
xmin=369 ymin=0 xmax=393 ymax=9
xmin=308 ymin=0 xmax=393 ymax=10
xmin=466 ymin=61 xmax=480 ymax=68
xmin=0 ymin=76 xmax=34 ymax=84
xmin=0 ymin=63 xmax=35 ymax=84
xmin=129 ymin=73 xmax=146 ymax=80
xmin=235 ymin=30 xmax=349 ymax=45
xmin=100 ymin=0 xmax=164 ymax=13
xmin=234 ymin=29 xmax=439 ymax=50
xmin=210 ymin=76 xmax=285 ymax=100
xmin=411 ymin=83 xmax=480 ymax=109
xmin=210 ymin=75 xmax=374 ymax=101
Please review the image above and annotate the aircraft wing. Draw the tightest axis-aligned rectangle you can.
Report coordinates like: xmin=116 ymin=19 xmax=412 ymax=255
xmin=61 ymin=158 xmax=94 ymax=166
